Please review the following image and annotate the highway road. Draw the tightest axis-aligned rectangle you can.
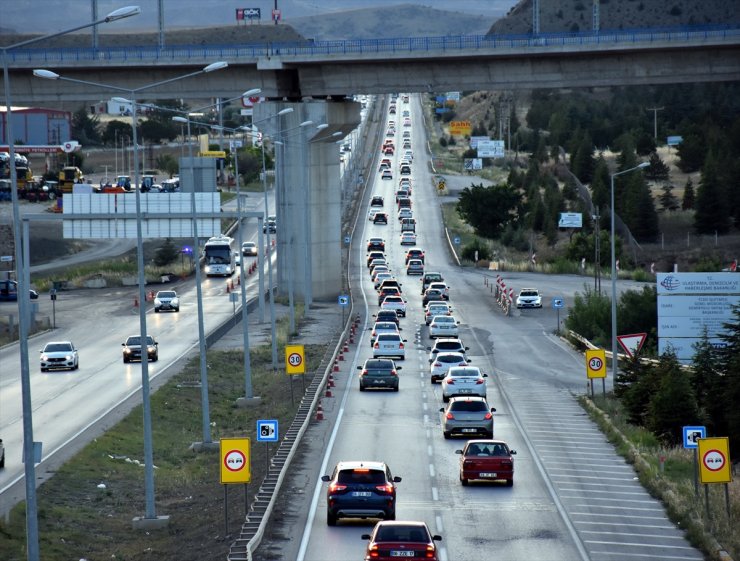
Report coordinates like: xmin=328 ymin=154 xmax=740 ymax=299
xmin=282 ymin=94 xmax=703 ymax=561
xmin=0 ymin=192 xmax=273 ymax=513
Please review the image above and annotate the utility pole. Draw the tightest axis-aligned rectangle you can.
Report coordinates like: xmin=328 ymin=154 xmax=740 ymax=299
xmin=646 ymin=106 xmax=664 ymax=140
xmin=592 ymin=0 xmax=600 ymax=32
xmin=532 ymin=0 xmax=540 ymax=34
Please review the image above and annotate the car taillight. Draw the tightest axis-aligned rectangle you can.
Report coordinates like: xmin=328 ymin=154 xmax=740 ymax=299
xmin=433 ymin=362 xmax=441 ymax=367
xmin=328 ymin=483 xmax=347 ymax=493
xmin=362 ymin=370 xmax=368 ymax=376
xmin=425 ymin=545 xmax=436 ymax=558
xmin=484 ymin=412 xmax=493 ymax=420
xmin=368 ymin=545 xmax=379 ymax=558
xmin=446 ymin=379 xmax=455 ymax=385
xmin=445 ymin=412 xmax=454 ymax=420
xmin=374 ymin=342 xmax=379 ymax=349
xmin=375 ymin=483 xmax=394 ymax=494
xmin=399 ymin=342 xmax=404 ymax=349
xmin=390 ymin=370 xmax=398 ymax=377
xmin=475 ymin=378 xmax=485 ymax=385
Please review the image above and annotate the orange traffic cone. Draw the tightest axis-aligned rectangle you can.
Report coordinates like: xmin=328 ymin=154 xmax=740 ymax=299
xmin=315 ymin=402 xmax=324 ymax=421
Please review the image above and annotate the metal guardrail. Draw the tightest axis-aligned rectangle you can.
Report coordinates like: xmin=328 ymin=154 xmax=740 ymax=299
xmin=5 ymin=24 xmax=739 ymax=65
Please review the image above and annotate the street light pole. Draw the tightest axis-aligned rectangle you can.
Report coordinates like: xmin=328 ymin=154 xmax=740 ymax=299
xmin=610 ymin=161 xmax=649 ymax=385
xmin=1 ymin=7 xmax=141 ymax=559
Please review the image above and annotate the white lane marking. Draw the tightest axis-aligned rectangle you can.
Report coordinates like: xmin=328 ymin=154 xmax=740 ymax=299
xmin=585 ymin=540 xmax=697 ymax=550
xmin=588 ymin=552 xmax=702 ymax=560
xmin=574 ymin=521 xmax=674 ymax=529
xmin=428 ymin=464 xmax=435 ymax=477
xmin=561 ymin=496 xmax=661 ymax=505
xmin=570 ymin=504 xmax=664 ymax=512
xmin=422 ymin=402 xmax=428 ymax=411
xmin=571 ymin=512 xmax=667 ymax=520
xmin=580 ymin=530 xmax=686 ymax=539
xmin=427 ymin=445 xmax=433 ymax=456
xmin=432 ymin=487 xmax=439 ymax=501
xmin=559 ymin=488 xmax=648 ymax=496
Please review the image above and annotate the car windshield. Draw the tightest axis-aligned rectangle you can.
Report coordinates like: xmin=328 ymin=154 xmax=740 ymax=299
xmin=365 ymin=359 xmax=394 ymax=369
xmin=521 ymin=290 xmax=539 ymax=296
xmin=157 ymin=291 xmax=176 ymax=298
xmin=437 ymin=354 xmax=464 ymax=363
xmin=375 ymin=525 xmax=429 ymax=542
xmin=337 ymin=469 xmax=386 ymax=485
xmin=44 ymin=343 xmax=73 ymax=352
xmin=385 ymin=297 xmax=403 ymax=303
xmin=126 ymin=336 xmax=154 ymax=346
xmin=450 ymin=401 xmax=488 ymax=412
xmin=377 ymin=334 xmax=400 ymax=341
xmin=434 ymin=317 xmax=454 ymax=324
xmin=435 ymin=342 xmax=461 ymax=351
xmin=449 ymin=368 xmax=480 ymax=377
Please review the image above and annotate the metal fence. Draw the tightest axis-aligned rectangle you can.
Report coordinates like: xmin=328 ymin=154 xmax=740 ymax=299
xmin=5 ymin=24 xmax=740 ymax=65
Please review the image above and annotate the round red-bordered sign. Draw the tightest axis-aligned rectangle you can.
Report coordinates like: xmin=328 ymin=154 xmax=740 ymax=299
xmin=702 ymin=449 xmax=726 ymax=472
xmin=224 ymin=449 xmax=246 ymax=472
xmin=288 ymin=352 xmax=303 ymax=367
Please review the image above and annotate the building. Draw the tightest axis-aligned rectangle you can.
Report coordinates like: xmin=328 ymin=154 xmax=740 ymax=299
xmin=0 ymin=106 xmax=72 ymax=146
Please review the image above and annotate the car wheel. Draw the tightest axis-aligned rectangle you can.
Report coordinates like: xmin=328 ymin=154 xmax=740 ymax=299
xmin=443 ymin=431 xmax=451 ymax=439
xmin=386 ymin=510 xmax=396 ymax=521
xmin=393 ymin=386 xmax=399 ymax=392
xmin=359 ymin=385 xmax=365 ymax=392
xmin=327 ymin=512 xmax=337 ymax=527
xmin=486 ymin=431 xmax=494 ymax=439
xmin=461 ymin=475 xmax=469 ymax=486
xmin=442 ymin=395 xmax=449 ymax=403
xmin=154 ymin=308 xmax=160 ymax=313
xmin=40 ymin=367 xmax=47 ymax=373
xmin=430 ymin=377 xmax=436 ymax=384
xmin=175 ymin=308 xmax=179 ymax=313
xmin=74 ymin=362 xmax=79 ymax=370
xmin=506 ymin=479 xmax=514 ymax=487
xmin=123 ymin=357 xmax=129 ymax=363
xmin=0 ymin=452 xmax=4 ymax=468
xmin=153 ymin=354 xmax=159 ymax=362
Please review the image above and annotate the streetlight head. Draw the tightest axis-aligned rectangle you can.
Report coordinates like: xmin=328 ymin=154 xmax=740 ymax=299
xmin=316 ymin=123 xmax=329 ymax=131
xmin=637 ymin=162 xmax=650 ymax=169
xmin=105 ymin=5 xmax=141 ymax=21
xmin=204 ymin=61 xmax=228 ymax=73
xmin=278 ymin=108 xmax=294 ymax=116
xmin=242 ymin=88 xmax=261 ymax=97
xmin=299 ymin=120 xmax=314 ymax=127
xmin=111 ymin=96 xmax=132 ymax=104
xmin=172 ymin=116 xmax=188 ymax=123
xmin=274 ymin=140 xmax=284 ymax=146
xmin=331 ymin=131 xmax=342 ymax=137
xmin=33 ymin=69 xmax=59 ymax=80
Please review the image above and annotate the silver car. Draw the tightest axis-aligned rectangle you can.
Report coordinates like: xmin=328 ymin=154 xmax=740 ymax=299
xmin=440 ymin=396 xmax=496 ymax=439
xmin=40 ymin=341 xmax=79 ymax=372
xmin=372 ymin=333 xmax=407 ymax=359
xmin=441 ymin=366 xmax=488 ymax=402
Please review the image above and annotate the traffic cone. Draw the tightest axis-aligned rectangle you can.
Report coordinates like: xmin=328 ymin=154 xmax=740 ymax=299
xmin=338 ymin=351 xmax=345 ymax=361
xmin=333 ymin=360 xmax=339 ymax=372
xmin=315 ymin=402 xmax=324 ymax=421
xmin=328 ymin=374 xmax=335 ymax=388
xmin=343 ymin=341 xmax=350 ymax=352
xmin=226 ymin=282 xmax=231 ymax=293
xmin=237 ymin=274 xmax=241 ymax=286
xmin=325 ymin=385 xmax=333 ymax=398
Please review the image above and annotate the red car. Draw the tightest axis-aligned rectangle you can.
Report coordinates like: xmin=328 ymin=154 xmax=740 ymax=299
xmin=362 ymin=520 xmax=442 ymax=561
xmin=456 ymin=439 xmax=516 ymax=486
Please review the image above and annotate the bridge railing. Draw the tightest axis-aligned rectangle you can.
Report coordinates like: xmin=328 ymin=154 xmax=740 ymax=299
xmin=5 ymin=24 xmax=739 ymax=65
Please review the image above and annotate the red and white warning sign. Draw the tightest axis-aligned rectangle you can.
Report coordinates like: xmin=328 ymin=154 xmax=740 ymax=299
xmin=220 ymin=437 xmax=251 ymax=484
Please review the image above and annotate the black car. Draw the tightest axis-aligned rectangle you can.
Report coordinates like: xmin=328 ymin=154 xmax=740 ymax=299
xmin=122 ymin=335 xmax=159 ymax=363
xmin=374 ymin=309 xmax=400 ymax=327
xmin=367 ymin=238 xmax=385 ymax=252
xmin=370 ymin=195 xmax=384 ymax=207
xmin=367 ymin=250 xmax=385 ymax=268
xmin=373 ymin=212 xmax=388 ymax=224
xmin=321 ymin=461 xmax=401 ymax=525
xmin=357 ymin=358 xmax=401 ymax=391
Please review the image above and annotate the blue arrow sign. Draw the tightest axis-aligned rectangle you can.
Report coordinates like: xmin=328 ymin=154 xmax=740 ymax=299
xmin=338 ymin=295 xmax=349 ymax=307
xmin=552 ymin=297 xmax=565 ymax=309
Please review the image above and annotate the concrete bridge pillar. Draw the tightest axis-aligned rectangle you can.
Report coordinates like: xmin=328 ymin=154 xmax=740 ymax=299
xmin=254 ymin=100 xmax=361 ymax=302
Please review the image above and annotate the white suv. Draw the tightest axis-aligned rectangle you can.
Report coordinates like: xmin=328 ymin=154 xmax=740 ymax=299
xmin=516 ymin=288 xmax=542 ymax=308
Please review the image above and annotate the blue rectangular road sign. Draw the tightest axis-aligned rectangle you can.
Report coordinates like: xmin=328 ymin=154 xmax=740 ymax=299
xmin=682 ymin=425 xmax=706 ymax=449
xmin=257 ymin=419 xmax=279 ymax=442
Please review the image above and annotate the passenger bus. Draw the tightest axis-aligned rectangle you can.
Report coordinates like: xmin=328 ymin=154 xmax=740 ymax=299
xmin=203 ymin=235 xmax=235 ymax=277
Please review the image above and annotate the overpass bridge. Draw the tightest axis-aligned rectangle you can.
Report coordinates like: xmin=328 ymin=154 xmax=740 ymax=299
xmin=4 ymin=24 xmax=740 ymax=301
xmin=4 ymin=25 xmax=740 ymax=103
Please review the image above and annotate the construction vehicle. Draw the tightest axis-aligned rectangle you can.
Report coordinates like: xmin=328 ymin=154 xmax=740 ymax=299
xmin=58 ymin=166 xmax=84 ymax=194
xmin=0 ymin=152 xmax=33 ymax=195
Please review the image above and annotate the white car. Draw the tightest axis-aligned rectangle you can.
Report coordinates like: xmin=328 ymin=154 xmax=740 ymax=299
xmin=425 ymin=302 xmax=453 ymax=325
xmin=430 ymin=352 xmax=470 ymax=383
xmin=427 ymin=281 xmax=449 ymax=300
xmin=381 ymin=295 xmax=407 ymax=317
xmin=372 ymin=332 xmax=407 ymax=359
xmin=516 ymin=288 xmax=542 ymax=308
xmin=441 ymin=366 xmax=488 ymax=402
xmin=429 ymin=315 xmax=460 ymax=338
xmin=370 ymin=321 xmax=401 ymax=346
xmin=398 ymin=208 xmax=413 ymax=221
xmin=373 ymin=272 xmax=395 ymax=289
xmin=154 ymin=290 xmax=180 ymax=313
xmin=40 ymin=341 xmax=79 ymax=372
xmin=400 ymin=232 xmax=417 ymax=245
xmin=242 ymin=241 xmax=258 ymax=256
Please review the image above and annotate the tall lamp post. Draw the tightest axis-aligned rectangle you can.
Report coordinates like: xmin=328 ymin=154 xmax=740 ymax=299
xmin=34 ymin=60 xmax=228 ymax=525
xmin=610 ymin=161 xmax=649 ymax=384
xmin=1 ymin=7 xmax=141 ymax=560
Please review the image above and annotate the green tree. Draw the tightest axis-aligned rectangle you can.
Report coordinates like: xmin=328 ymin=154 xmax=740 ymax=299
xmin=644 ymin=151 xmax=669 ymax=181
xmin=694 ymin=151 xmax=730 ymax=234
xmin=716 ymin=306 xmax=740 ymax=456
xmin=647 ymin=351 xmax=700 ymax=444
xmin=617 ymin=286 xmax=658 ymax=355
xmin=102 ymin=120 xmax=132 ymax=146
xmin=691 ymin=331 xmax=724 ymax=432
xmin=590 ymin=156 xmax=610 ymax=211
xmin=456 ymin=182 xmax=523 ymax=239
xmin=140 ymin=119 xmax=177 ymax=143
xmin=681 ymin=178 xmax=695 ymax=210
xmin=659 ymin=184 xmax=679 ymax=212
xmin=564 ymin=285 xmax=611 ymax=347
xmin=676 ymin=133 xmax=706 ymax=172
xmin=156 ymin=154 xmax=179 ymax=178
xmin=461 ymin=240 xmax=491 ymax=261
xmin=154 ymin=238 xmax=179 ymax=267
xmin=571 ymin=133 xmax=596 ymax=184
xmin=71 ymin=105 xmax=101 ymax=146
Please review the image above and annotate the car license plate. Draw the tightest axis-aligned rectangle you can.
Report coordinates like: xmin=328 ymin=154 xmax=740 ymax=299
xmin=462 ymin=428 xmax=477 ymax=433
xmin=459 ymin=389 xmax=472 ymax=393
xmin=480 ymin=472 xmax=497 ymax=478
xmin=390 ymin=551 xmax=415 ymax=558
xmin=352 ymin=491 xmax=372 ymax=497
xmin=376 ymin=380 xmax=386 ymax=385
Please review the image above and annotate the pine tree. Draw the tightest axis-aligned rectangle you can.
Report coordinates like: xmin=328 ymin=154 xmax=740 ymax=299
xmin=572 ymin=133 xmax=596 ymax=184
xmin=694 ymin=151 xmax=731 ymax=234
xmin=691 ymin=331 xmax=725 ymax=432
xmin=647 ymin=350 xmax=700 ymax=444
xmin=645 ymin=151 xmax=670 ymax=181
xmin=682 ymin=178 xmax=695 ymax=210
xmin=715 ymin=306 xmax=740 ymax=455
xmin=659 ymin=184 xmax=680 ymax=212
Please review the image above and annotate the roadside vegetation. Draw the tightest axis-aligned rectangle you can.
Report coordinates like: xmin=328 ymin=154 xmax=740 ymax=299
xmin=0 ymin=306 xmax=328 ymax=561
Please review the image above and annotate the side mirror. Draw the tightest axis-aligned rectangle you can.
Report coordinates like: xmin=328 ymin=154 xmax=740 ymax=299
xmin=465 ymin=346 xmax=470 ymax=350
xmin=466 ymin=359 xmax=472 ymax=363
xmin=454 ymin=449 xmax=463 ymax=455
xmin=482 ymin=373 xmax=488 ymax=377
xmin=432 ymin=535 xmax=442 ymax=541
xmin=396 ymin=366 xmax=402 ymax=370
xmin=320 ymin=475 xmax=330 ymax=482
xmin=393 ymin=476 xmax=402 ymax=482
xmin=357 ymin=366 xmax=362 ymax=370
xmin=361 ymin=534 xmax=371 ymax=540
xmin=439 ymin=407 xmax=445 ymax=412
xmin=402 ymin=339 xmax=407 ymax=342
xmin=491 ymin=407 xmax=497 ymax=412
xmin=426 ymin=346 xmax=432 ymax=351
xmin=510 ymin=450 xmax=517 ymax=455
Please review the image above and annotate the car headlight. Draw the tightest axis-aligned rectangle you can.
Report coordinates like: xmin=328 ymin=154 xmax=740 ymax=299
xmin=124 ymin=348 xmax=132 ymax=354
xmin=154 ymin=298 xmax=161 ymax=305
xmin=41 ymin=354 xmax=48 ymax=361
xmin=65 ymin=354 xmax=73 ymax=360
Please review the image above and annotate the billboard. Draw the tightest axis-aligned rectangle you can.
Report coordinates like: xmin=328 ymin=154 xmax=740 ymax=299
xmin=477 ymin=140 xmax=504 ymax=158
xmin=449 ymin=121 xmax=472 ymax=136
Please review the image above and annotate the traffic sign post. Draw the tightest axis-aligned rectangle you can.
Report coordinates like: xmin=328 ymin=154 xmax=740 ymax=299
xmin=697 ymin=436 xmax=732 ymax=521
xmin=585 ymin=349 xmax=607 ymax=397
xmin=285 ymin=344 xmax=305 ymax=375
xmin=220 ymin=437 xmax=251 ymax=536
xmin=617 ymin=333 xmax=647 ymax=359
xmin=683 ymin=425 xmax=706 ymax=496
xmin=257 ymin=419 xmax=278 ymax=476
xmin=338 ymin=294 xmax=349 ymax=327
xmin=552 ymin=297 xmax=564 ymax=334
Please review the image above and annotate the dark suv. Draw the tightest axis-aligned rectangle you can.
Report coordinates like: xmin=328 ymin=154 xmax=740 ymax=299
xmin=122 ymin=335 xmax=159 ymax=363
xmin=321 ymin=461 xmax=401 ymax=526
xmin=374 ymin=309 xmax=400 ymax=327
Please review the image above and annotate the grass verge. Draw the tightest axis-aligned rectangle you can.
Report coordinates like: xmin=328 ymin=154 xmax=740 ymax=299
xmin=0 ymin=309 xmax=328 ymax=561
xmin=580 ymin=394 xmax=739 ymax=560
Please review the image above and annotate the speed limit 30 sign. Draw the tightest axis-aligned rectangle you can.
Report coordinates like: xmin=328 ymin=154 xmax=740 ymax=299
xmin=585 ymin=349 xmax=607 ymax=379
xmin=285 ymin=344 xmax=305 ymax=375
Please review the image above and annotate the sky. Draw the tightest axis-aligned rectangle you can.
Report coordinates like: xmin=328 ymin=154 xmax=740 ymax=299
xmin=3 ymin=1 xmax=518 ymax=32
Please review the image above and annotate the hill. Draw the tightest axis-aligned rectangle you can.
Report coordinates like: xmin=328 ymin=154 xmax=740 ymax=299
xmin=488 ymin=0 xmax=740 ymax=35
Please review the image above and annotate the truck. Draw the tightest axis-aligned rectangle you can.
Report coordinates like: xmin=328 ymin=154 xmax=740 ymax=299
xmin=0 ymin=152 xmax=33 ymax=195
xmin=58 ymin=166 xmax=84 ymax=194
